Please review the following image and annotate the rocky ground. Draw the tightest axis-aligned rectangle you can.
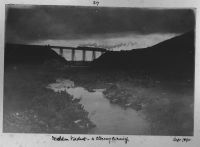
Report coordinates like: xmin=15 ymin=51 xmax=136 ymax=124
xmin=3 ymin=62 xmax=194 ymax=135
xmin=59 ymin=68 xmax=194 ymax=136
xmin=3 ymin=64 xmax=95 ymax=134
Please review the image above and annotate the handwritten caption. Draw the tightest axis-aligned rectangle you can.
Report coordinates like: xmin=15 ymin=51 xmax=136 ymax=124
xmin=52 ymin=135 xmax=129 ymax=144
xmin=173 ymin=137 xmax=191 ymax=143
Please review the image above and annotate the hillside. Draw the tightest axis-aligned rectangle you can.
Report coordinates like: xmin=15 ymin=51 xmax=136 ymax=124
xmin=92 ymin=30 xmax=195 ymax=74
xmin=4 ymin=44 xmax=67 ymax=66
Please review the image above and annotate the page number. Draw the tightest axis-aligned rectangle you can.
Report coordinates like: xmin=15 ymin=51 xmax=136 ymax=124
xmin=93 ymin=1 xmax=100 ymax=6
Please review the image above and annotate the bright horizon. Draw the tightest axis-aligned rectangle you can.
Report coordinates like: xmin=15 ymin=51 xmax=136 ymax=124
xmin=30 ymin=33 xmax=178 ymax=51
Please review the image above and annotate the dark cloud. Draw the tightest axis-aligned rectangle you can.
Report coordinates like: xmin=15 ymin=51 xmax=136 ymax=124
xmin=5 ymin=5 xmax=195 ymax=43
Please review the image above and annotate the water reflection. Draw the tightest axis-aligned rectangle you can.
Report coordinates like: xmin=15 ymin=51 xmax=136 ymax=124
xmin=47 ymin=79 xmax=150 ymax=135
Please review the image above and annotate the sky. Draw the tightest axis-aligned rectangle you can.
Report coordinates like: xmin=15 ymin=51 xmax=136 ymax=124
xmin=5 ymin=5 xmax=195 ymax=51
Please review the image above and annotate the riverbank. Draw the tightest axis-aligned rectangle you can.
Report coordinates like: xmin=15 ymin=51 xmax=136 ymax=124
xmin=3 ymin=64 xmax=95 ymax=133
xmin=4 ymin=64 xmax=194 ymax=135
xmin=55 ymin=68 xmax=194 ymax=135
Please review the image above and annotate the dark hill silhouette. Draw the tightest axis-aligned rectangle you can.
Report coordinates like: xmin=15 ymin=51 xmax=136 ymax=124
xmin=4 ymin=44 xmax=67 ymax=66
xmin=92 ymin=30 xmax=195 ymax=74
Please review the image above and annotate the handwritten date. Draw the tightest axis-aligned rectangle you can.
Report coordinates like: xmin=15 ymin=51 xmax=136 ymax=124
xmin=173 ymin=137 xmax=191 ymax=143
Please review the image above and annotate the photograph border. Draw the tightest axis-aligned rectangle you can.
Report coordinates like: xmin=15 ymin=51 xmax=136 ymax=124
xmin=0 ymin=0 xmax=200 ymax=147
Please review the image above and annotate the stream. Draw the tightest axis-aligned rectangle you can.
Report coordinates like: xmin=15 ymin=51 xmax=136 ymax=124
xmin=47 ymin=79 xmax=150 ymax=135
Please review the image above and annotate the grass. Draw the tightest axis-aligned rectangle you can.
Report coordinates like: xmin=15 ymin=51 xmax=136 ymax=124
xmin=3 ymin=64 xmax=194 ymax=135
xmin=3 ymin=64 xmax=95 ymax=133
xmin=60 ymin=68 xmax=194 ymax=136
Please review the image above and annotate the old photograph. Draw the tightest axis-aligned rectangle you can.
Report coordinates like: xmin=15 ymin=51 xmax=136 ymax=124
xmin=3 ymin=4 xmax=195 ymax=135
